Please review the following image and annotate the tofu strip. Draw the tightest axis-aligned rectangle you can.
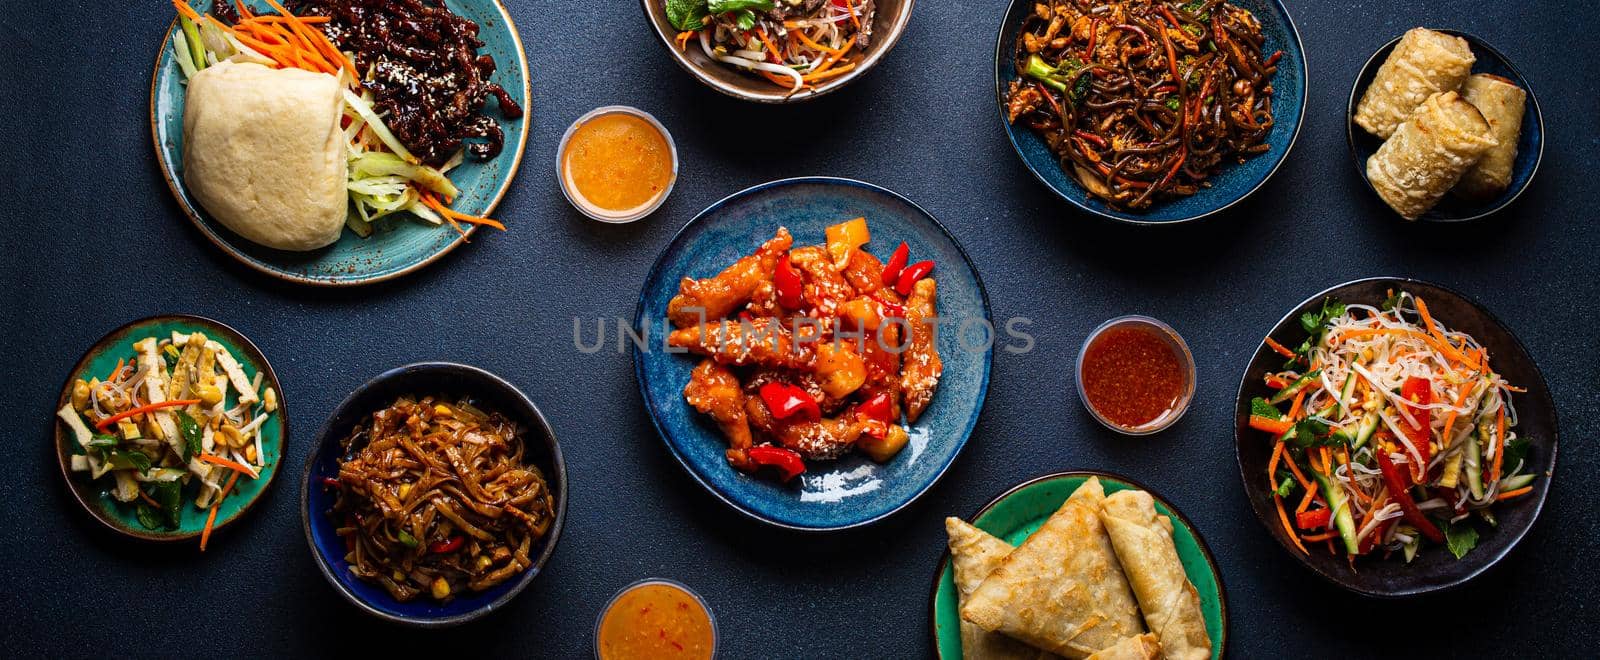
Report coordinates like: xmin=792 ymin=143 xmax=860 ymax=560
xmin=137 ymin=337 xmax=219 ymax=506
xmin=208 ymin=341 xmax=258 ymax=404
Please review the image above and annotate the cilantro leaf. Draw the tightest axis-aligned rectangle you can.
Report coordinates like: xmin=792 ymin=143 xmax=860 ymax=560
xmin=665 ymin=0 xmax=709 ymax=31
xmin=1502 ymin=437 xmax=1531 ymax=471
xmin=1250 ymin=397 xmax=1283 ymax=420
xmin=1273 ymin=474 xmax=1296 ymax=497
xmin=707 ymin=0 xmax=773 ymax=12
xmin=1445 ymin=521 xmax=1479 ymax=559
xmin=176 ymin=411 xmax=203 ymax=463
xmin=1289 ymin=418 xmax=1334 ymax=448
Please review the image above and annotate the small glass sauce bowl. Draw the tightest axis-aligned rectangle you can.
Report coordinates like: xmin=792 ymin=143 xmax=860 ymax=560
xmin=1075 ymin=315 xmax=1197 ymax=435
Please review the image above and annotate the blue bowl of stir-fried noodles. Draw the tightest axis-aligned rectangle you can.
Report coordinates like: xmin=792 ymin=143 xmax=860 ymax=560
xmin=993 ymin=0 xmax=1307 ymax=223
xmin=301 ymin=362 xmax=567 ymax=626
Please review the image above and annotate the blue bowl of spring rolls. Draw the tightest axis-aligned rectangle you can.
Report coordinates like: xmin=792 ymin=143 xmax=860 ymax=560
xmin=301 ymin=362 xmax=567 ymax=627
xmin=993 ymin=0 xmax=1307 ymax=224
xmin=1346 ymin=30 xmax=1544 ymax=222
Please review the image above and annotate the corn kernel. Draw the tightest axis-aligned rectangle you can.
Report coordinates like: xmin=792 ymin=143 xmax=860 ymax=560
xmin=431 ymin=577 xmax=451 ymax=600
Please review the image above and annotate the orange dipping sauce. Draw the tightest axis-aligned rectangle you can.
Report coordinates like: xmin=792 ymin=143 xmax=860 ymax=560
xmin=560 ymin=109 xmax=676 ymax=221
xmin=596 ymin=581 xmax=715 ymax=660
xmin=1078 ymin=319 xmax=1193 ymax=432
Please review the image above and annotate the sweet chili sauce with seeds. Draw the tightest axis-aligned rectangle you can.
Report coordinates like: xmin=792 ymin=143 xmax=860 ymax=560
xmin=1079 ymin=321 xmax=1190 ymax=430
xmin=596 ymin=581 xmax=714 ymax=660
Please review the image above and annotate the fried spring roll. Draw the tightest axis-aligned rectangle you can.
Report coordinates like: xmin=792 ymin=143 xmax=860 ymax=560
xmin=1098 ymin=491 xmax=1211 ymax=660
xmin=1367 ymin=91 xmax=1496 ymax=220
xmin=1454 ymin=73 xmax=1527 ymax=200
xmin=1354 ymin=28 xmax=1475 ymax=139
xmin=945 ymin=518 xmax=1056 ymax=660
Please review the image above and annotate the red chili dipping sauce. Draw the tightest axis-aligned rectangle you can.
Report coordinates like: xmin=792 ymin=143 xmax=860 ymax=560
xmin=1078 ymin=319 xmax=1193 ymax=432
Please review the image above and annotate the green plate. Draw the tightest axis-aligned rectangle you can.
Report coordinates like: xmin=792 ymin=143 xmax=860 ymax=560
xmin=52 ymin=315 xmax=287 ymax=542
xmin=150 ymin=1 xmax=530 ymax=286
xmin=930 ymin=471 xmax=1227 ymax=658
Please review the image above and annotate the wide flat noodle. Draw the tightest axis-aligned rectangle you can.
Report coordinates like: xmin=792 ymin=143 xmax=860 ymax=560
xmin=946 ymin=518 xmax=1056 ymax=660
xmin=961 ymin=478 xmax=1143 ymax=659
xmin=1085 ymin=633 xmax=1162 ymax=660
xmin=1367 ymin=91 xmax=1496 ymax=219
xmin=1354 ymin=28 xmax=1475 ymax=139
xmin=1099 ymin=491 xmax=1212 ymax=660
xmin=1454 ymin=73 xmax=1526 ymax=200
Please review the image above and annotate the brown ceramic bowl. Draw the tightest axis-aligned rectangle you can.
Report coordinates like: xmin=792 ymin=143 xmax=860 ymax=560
xmin=640 ymin=0 xmax=915 ymax=103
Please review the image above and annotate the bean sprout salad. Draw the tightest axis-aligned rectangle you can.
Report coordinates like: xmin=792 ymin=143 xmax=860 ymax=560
xmin=1249 ymin=291 xmax=1537 ymax=562
xmin=664 ymin=0 xmax=875 ymax=93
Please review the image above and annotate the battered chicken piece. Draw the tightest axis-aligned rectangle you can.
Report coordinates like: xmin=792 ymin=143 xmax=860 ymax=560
xmin=667 ymin=318 xmax=815 ymax=369
xmin=840 ymin=249 xmax=886 ymax=294
xmin=858 ymin=323 xmax=904 ymax=420
xmin=668 ymin=228 xmax=793 ymax=328
xmin=745 ymin=397 xmax=867 ymax=461
xmin=684 ymin=360 xmax=755 ymax=470
xmin=900 ymin=278 xmax=942 ymax=423
xmin=789 ymin=245 xmax=854 ymax=316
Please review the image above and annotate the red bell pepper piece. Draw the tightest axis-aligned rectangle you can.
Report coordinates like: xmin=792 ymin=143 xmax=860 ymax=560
xmin=881 ymin=242 xmax=910 ymax=286
xmin=1375 ymin=448 xmax=1445 ymax=543
xmin=856 ymin=392 xmax=894 ymax=424
xmin=774 ymin=253 xmax=804 ymax=309
xmin=759 ymin=382 xmax=820 ymax=421
xmin=895 ymin=260 xmax=935 ymax=296
xmin=428 ymin=536 xmax=464 ymax=554
xmin=1296 ymin=508 xmax=1331 ymax=530
xmin=1398 ymin=377 xmax=1432 ymax=482
xmin=320 ymin=476 xmax=341 ymax=489
xmin=748 ymin=445 xmax=806 ymax=482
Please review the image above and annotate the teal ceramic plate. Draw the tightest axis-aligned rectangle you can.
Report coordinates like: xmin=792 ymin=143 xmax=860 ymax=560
xmin=150 ymin=1 xmax=530 ymax=285
xmin=52 ymin=315 xmax=287 ymax=541
xmin=930 ymin=471 xmax=1227 ymax=658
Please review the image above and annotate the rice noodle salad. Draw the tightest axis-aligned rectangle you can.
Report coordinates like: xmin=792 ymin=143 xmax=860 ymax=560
xmin=664 ymin=0 xmax=875 ymax=93
xmin=1248 ymin=290 xmax=1538 ymax=562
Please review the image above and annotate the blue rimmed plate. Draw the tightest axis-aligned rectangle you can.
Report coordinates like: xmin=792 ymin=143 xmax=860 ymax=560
xmin=151 ymin=1 xmax=529 ymax=285
xmin=993 ymin=0 xmax=1306 ymax=224
xmin=301 ymin=362 xmax=567 ymax=626
xmin=1346 ymin=30 xmax=1544 ymax=222
xmin=633 ymin=177 xmax=993 ymax=531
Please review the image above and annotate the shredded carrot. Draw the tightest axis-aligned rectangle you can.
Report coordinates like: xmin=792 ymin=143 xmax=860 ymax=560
xmin=674 ymin=30 xmax=696 ymax=51
xmin=1264 ymin=374 xmax=1289 ymax=389
xmin=419 ymin=192 xmax=507 ymax=231
xmin=1263 ymin=336 xmax=1296 ymax=359
xmin=840 ymin=0 xmax=861 ymax=30
xmin=1282 ymin=448 xmax=1313 ymax=492
xmin=793 ymin=29 xmax=845 ymax=55
xmin=106 ymin=357 xmax=125 ymax=382
xmin=1250 ymin=416 xmax=1293 ymax=435
xmin=800 ymin=62 xmax=856 ymax=83
xmin=1496 ymin=486 xmax=1533 ymax=501
xmin=199 ymin=453 xmax=260 ymax=479
xmin=199 ymin=471 xmax=242 ymax=552
xmin=257 ymin=14 xmax=331 ymax=24
xmin=755 ymin=29 xmax=784 ymax=62
xmin=1295 ymin=480 xmax=1320 ymax=513
xmin=95 ymin=399 xmax=201 ymax=431
xmin=262 ymin=0 xmax=355 ymax=72
xmin=1267 ymin=439 xmax=1285 ymax=484
xmin=171 ymin=0 xmax=202 ymax=23
xmin=1287 ymin=391 xmax=1306 ymax=421
xmin=138 ymin=490 xmax=161 ymax=508
xmin=1331 ymin=328 xmax=1480 ymax=370
xmin=1301 ymin=531 xmax=1339 ymax=543
xmin=802 ymin=41 xmax=854 ymax=81
xmin=1275 ymin=495 xmax=1308 ymax=555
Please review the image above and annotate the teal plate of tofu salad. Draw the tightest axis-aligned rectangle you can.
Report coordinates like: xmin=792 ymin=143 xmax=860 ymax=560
xmin=53 ymin=315 xmax=287 ymax=546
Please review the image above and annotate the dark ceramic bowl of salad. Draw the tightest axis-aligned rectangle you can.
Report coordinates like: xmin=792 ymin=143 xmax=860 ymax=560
xmin=1234 ymin=277 xmax=1557 ymax=597
xmin=641 ymin=0 xmax=916 ymax=103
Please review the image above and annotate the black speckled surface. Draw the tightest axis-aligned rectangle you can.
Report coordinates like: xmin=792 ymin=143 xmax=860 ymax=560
xmin=2 ymin=1 xmax=1597 ymax=657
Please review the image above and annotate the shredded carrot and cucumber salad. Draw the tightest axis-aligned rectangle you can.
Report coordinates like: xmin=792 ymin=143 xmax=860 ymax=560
xmin=169 ymin=1 xmax=503 ymax=238
xmin=1250 ymin=291 xmax=1537 ymax=562
xmin=56 ymin=332 xmax=280 ymax=550
xmin=665 ymin=0 xmax=873 ymax=92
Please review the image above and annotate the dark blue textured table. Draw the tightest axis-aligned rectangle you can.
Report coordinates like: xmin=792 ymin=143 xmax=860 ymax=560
xmin=3 ymin=1 xmax=1597 ymax=657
